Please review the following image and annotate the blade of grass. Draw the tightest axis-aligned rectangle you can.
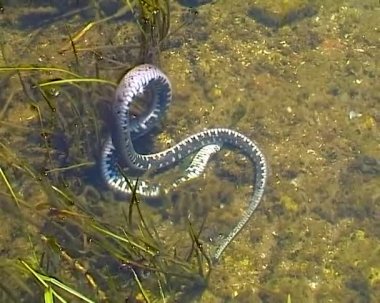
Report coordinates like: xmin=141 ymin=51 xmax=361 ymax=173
xmin=0 ymin=67 xmax=81 ymax=78
xmin=35 ymin=85 xmax=57 ymax=112
xmin=21 ymin=260 xmax=98 ymax=303
xmin=51 ymin=185 xmax=75 ymax=205
xmin=44 ymin=162 xmax=94 ymax=174
xmin=29 ymin=103 xmax=54 ymax=168
xmin=0 ymin=142 xmax=37 ymax=179
xmin=130 ymin=267 xmax=151 ymax=303
xmin=0 ymin=167 xmax=20 ymax=208
xmin=187 ymin=216 xmax=212 ymax=279
xmin=120 ymin=227 xmax=160 ymax=254
xmin=59 ymin=5 xmax=133 ymax=53
xmin=44 ymin=286 xmax=54 ymax=303
xmin=37 ymin=78 xmax=116 ymax=88
xmin=127 ymin=178 xmax=139 ymax=228
xmin=0 ymin=89 xmax=14 ymax=119
xmin=65 ymin=25 xmax=80 ymax=67
xmin=156 ymin=275 xmax=167 ymax=303
xmin=40 ymin=235 xmax=108 ymax=301
xmin=20 ymin=260 xmax=67 ymax=303
xmin=47 ymin=277 xmax=96 ymax=303
xmin=116 ymin=165 xmax=160 ymax=244
xmin=91 ymin=224 xmax=157 ymax=256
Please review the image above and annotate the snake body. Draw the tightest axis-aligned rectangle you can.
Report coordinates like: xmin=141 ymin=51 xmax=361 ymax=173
xmin=101 ymin=64 xmax=268 ymax=261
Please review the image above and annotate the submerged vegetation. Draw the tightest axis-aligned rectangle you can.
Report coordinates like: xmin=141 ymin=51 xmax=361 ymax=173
xmin=1 ymin=0 xmax=379 ymax=302
xmin=0 ymin=1 xmax=213 ymax=302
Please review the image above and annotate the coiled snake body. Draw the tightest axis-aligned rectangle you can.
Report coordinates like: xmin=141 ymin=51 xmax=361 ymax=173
xmin=101 ymin=64 xmax=267 ymax=261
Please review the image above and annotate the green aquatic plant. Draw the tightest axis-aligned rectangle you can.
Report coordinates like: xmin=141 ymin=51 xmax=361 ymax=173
xmin=0 ymin=66 xmax=117 ymax=88
xmin=135 ymin=0 xmax=170 ymax=64
xmin=21 ymin=260 xmax=96 ymax=303
xmin=0 ymin=131 xmax=211 ymax=301
xmin=0 ymin=1 xmax=213 ymax=302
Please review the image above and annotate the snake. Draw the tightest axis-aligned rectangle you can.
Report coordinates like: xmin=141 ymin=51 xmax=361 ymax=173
xmin=101 ymin=64 xmax=268 ymax=261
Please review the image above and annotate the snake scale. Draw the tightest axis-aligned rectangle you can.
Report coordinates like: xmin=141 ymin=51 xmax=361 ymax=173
xmin=101 ymin=64 xmax=268 ymax=261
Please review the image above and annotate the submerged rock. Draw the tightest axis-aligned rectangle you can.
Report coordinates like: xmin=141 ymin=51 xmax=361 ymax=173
xmin=177 ymin=0 xmax=213 ymax=8
xmin=248 ymin=0 xmax=318 ymax=28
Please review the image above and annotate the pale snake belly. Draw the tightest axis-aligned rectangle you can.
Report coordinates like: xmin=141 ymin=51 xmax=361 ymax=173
xmin=101 ymin=64 xmax=268 ymax=261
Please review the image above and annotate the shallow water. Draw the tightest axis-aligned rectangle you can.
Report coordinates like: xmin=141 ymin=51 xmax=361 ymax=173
xmin=0 ymin=0 xmax=379 ymax=302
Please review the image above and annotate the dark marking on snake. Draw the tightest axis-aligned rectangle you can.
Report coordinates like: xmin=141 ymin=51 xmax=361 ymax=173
xmin=101 ymin=64 xmax=268 ymax=261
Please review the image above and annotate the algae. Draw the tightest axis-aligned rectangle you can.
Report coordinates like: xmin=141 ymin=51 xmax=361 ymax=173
xmin=0 ymin=0 xmax=379 ymax=302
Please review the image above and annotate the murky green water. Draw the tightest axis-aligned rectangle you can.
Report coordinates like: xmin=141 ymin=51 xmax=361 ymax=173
xmin=0 ymin=0 xmax=379 ymax=302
